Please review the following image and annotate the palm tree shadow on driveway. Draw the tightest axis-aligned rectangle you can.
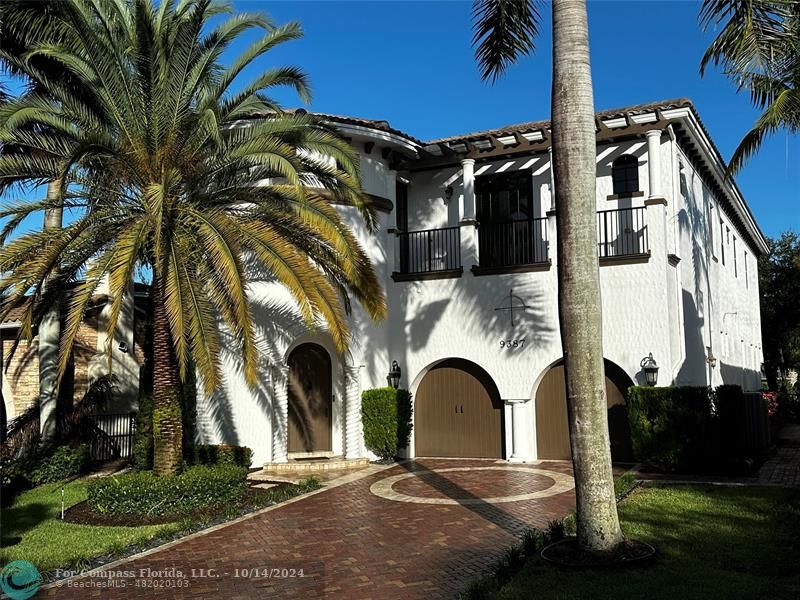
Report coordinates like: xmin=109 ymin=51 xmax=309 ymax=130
xmin=394 ymin=460 xmax=570 ymax=537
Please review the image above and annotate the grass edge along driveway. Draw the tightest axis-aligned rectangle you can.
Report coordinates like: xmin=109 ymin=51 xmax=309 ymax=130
xmin=1 ymin=479 xmax=182 ymax=572
xmin=498 ymin=484 xmax=800 ymax=600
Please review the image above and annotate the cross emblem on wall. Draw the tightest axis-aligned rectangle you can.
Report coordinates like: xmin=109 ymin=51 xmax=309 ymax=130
xmin=494 ymin=289 xmax=529 ymax=327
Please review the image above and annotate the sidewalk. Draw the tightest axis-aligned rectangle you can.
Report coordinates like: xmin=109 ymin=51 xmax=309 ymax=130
xmin=758 ymin=424 xmax=800 ymax=487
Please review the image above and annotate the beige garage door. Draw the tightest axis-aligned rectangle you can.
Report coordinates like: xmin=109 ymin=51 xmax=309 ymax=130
xmin=535 ymin=365 xmax=630 ymax=460
xmin=415 ymin=359 xmax=503 ymax=458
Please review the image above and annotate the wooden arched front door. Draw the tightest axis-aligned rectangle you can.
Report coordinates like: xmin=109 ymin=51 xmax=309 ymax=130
xmin=415 ymin=359 xmax=503 ymax=458
xmin=535 ymin=364 xmax=633 ymax=461
xmin=287 ymin=343 xmax=332 ymax=454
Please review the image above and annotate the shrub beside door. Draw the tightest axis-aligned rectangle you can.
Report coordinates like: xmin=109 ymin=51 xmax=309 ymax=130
xmin=361 ymin=388 xmax=413 ymax=460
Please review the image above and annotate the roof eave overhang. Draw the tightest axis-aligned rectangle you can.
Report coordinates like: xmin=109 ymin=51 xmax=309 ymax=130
xmin=663 ymin=107 xmax=769 ymax=255
xmin=331 ymin=122 xmax=421 ymax=159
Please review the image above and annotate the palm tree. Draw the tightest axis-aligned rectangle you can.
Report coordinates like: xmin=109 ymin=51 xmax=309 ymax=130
xmin=472 ymin=0 xmax=623 ymax=553
xmin=0 ymin=0 xmax=79 ymax=442
xmin=0 ymin=0 xmax=386 ymax=475
xmin=700 ymin=0 xmax=800 ymax=174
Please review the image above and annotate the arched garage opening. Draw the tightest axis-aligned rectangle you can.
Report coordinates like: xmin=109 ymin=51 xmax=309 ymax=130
xmin=414 ymin=358 xmax=504 ymax=458
xmin=534 ymin=359 xmax=634 ymax=462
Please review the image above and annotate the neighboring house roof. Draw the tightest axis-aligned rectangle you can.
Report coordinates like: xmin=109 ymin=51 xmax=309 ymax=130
xmin=1 ymin=293 xmax=109 ymax=328
xmin=1 ymin=298 xmax=28 ymax=327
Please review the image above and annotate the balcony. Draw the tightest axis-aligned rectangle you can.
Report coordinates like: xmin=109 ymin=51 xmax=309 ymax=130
xmin=392 ymin=208 xmax=649 ymax=282
xmin=472 ymin=217 xmax=550 ymax=275
xmin=597 ymin=207 xmax=650 ymax=263
xmin=392 ymin=226 xmax=462 ymax=281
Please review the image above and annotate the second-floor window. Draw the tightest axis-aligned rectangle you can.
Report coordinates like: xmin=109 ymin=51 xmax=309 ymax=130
xmin=476 ymin=170 xmax=533 ymax=221
xmin=476 ymin=170 xmax=547 ymax=267
xmin=612 ymin=154 xmax=639 ymax=195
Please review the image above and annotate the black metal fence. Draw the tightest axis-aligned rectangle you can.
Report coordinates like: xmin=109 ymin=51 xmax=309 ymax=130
xmin=397 ymin=226 xmax=461 ymax=274
xmin=88 ymin=412 xmax=136 ymax=461
xmin=477 ymin=217 xmax=549 ymax=268
xmin=597 ymin=207 xmax=649 ymax=258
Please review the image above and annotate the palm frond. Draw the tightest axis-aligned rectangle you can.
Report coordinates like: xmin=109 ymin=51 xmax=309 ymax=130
xmin=472 ymin=0 xmax=540 ymax=82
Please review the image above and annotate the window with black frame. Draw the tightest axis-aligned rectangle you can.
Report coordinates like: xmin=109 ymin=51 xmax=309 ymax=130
xmin=476 ymin=170 xmax=545 ymax=267
xmin=611 ymin=154 xmax=640 ymax=196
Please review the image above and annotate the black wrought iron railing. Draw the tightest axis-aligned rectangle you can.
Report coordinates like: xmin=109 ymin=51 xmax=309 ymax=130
xmin=397 ymin=226 xmax=461 ymax=274
xmin=477 ymin=217 xmax=549 ymax=268
xmin=597 ymin=207 xmax=648 ymax=258
xmin=88 ymin=412 xmax=136 ymax=461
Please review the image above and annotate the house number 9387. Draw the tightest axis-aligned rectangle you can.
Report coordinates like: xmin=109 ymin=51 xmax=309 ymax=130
xmin=500 ymin=339 xmax=525 ymax=349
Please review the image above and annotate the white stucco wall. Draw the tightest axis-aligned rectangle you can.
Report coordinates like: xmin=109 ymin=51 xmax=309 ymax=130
xmin=199 ymin=122 xmax=765 ymax=466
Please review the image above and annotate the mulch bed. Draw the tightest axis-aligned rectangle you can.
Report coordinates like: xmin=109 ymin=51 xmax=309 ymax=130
xmin=64 ymin=484 xmax=292 ymax=527
xmin=541 ymin=537 xmax=656 ymax=568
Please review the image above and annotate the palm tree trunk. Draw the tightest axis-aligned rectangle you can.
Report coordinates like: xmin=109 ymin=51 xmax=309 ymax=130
xmin=151 ymin=273 xmax=183 ymax=475
xmin=551 ymin=0 xmax=623 ymax=553
xmin=39 ymin=179 xmax=63 ymax=442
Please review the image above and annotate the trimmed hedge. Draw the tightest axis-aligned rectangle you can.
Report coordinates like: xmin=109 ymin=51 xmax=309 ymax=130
xmin=191 ymin=444 xmax=253 ymax=468
xmin=626 ymin=386 xmax=712 ymax=472
xmin=361 ymin=387 xmax=413 ymax=460
xmin=87 ymin=464 xmax=247 ymax=516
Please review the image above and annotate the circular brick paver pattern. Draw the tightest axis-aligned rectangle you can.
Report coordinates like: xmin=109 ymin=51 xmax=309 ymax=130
xmin=370 ymin=466 xmax=574 ymax=505
xmin=39 ymin=459 xmax=578 ymax=600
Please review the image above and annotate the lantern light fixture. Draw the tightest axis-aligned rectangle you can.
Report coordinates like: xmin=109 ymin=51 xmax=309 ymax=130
xmin=388 ymin=360 xmax=401 ymax=389
xmin=640 ymin=353 xmax=659 ymax=386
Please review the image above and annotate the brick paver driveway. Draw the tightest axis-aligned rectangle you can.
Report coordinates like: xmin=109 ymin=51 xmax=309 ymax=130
xmin=42 ymin=459 xmax=576 ymax=599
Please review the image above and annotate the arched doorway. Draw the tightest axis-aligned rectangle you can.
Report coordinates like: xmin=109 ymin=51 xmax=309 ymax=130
xmin=415 ymin=358 xmax=504 ymax=458
xmin=287 ymin=343 xmax=332 ymax=454
xmin=535 ymin=360 xmax=634 ymax=461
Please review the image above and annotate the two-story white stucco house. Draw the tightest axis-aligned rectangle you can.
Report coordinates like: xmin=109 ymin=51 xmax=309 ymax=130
xmin=196 ymin=98 xmax=767 ymax=467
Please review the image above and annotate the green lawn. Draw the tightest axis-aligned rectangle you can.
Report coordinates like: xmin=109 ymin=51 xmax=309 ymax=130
xmin=1 ymin=479 xmax=182 ymax=572
xmin=498 ymin=485 xmax=800 ymax=600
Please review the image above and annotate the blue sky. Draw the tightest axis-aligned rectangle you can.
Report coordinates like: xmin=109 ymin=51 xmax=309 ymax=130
xmin=234 ymin=0 xmax=798 ymax=239
xmin=3 ymin=1 xmax=797 ymax=239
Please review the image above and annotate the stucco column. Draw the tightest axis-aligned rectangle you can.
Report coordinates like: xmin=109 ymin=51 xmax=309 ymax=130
xmin=270 ymin=362 xmax=289 ymax=464
xmin=344 ymin=365 xmax=363 ymax=459
xmin=646 ymin=129 xmax=664 ymax=200
xmin=510 ymin=401 xmax=531 ymax=461
xmin=459 ymin=158 xmax=479 ymax=268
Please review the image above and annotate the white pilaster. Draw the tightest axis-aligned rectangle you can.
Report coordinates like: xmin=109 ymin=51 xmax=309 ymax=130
xmin=646 ymin=129 xmax=664 ymax=200
xmin=461 ymin=158 xmax=476 ymax=220
xmin=344 ymin=365 xmax=364 ymax=459
xmin=509 ymin=401 xmax=531 ymax=461
xmin=270 ymin=362 xmax=289 ymax=464
xmin=459 ymin=158 xmax=478 ymax=268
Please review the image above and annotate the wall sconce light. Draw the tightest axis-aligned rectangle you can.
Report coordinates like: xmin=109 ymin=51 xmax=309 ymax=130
xmin=444 ymin=186 xmax=454 ymax=203
xmin=387 ymin=360 xmax=401 ymax=389
xmin=640 ymin=352 xmax=659 ymax=386
xmin=706 ymin=347 xmax=717 ymax=368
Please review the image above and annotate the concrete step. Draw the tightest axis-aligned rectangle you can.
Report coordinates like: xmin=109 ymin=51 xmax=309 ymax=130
xmin=261 ymin=457 xmax=370 ymax=473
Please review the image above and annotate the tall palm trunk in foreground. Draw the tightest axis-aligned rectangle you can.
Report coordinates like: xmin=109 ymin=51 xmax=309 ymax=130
xmin=551 ymin=0 xmax=622 ymax=551
xmin=38 ymin=179 xmax=63 ymax=442
xmin=473 ymin=0 xmax=623 ymax=552
xmin=151 ymin=274 xmax=182 ymax=475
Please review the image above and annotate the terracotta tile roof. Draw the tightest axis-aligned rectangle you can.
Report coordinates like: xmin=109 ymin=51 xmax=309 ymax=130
xmin=426 ymin=98 xmax=694 ymax=144
xmin=252 ymin=109 xmax=424 ymax=146
xmin=1 ymin=297 xmax=29 ymax=325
